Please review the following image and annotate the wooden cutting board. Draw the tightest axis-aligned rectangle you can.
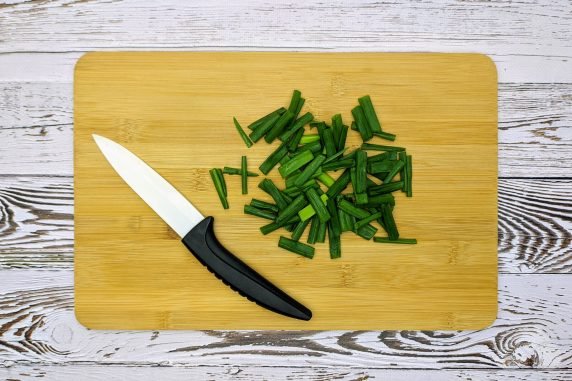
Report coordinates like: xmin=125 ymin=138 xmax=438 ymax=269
xmin=74 ymin=52 xmax=498 ymax=330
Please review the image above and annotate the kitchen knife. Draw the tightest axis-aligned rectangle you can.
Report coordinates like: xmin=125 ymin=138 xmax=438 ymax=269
xmin=92 ymin=134 xmax=312 ymax=321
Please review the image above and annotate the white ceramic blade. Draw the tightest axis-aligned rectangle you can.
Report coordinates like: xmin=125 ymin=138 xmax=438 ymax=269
xmin=92 ymin=134 xmax=204 ymax=237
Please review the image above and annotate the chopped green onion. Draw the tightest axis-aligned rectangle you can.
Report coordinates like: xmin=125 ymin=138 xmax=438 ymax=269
xmin=233 ymin=117 xmax=253 ymax=148
xmin=338 ymin=125 xmax=349 ymax=151
xmin=317 ymin=172 xmax=335 ymax=187
xmin=288 ymin=127 xmax=305 ymax=152
xmin=351 ymin=105 xmax=372 ymax=141
xmin=259 ymin=142 xmax=289 ymax=175
xmin=364 ymin=194 xmax=396 ymax=207
xmin=307 ymin=216 xmax=320 ymax=244
xmin=278 ymin=236 xmax=315 ymax=259
xmin=373 ymin=237 xmax=417 ymax=244
xmin=328 ymin=224 xmax=341 ymax=259
xmin=339 ymin=209 xmax=356 ymax=232
xmin=295 ymin=154 xmax=326 ymax=187
xmin=323 ymin=128 xmax=337 ymax=157
xmin=316 ymin=219 xmax=327 ymax=243
xmin=244 ymin=205 xmax=276 ymax=220
xmin=209 ymin=168 xmax=228 ymax=209
xmin=222 ymin=167 xmax=258 ymax=177
xmin=298 ymin=193 xmax=328 ymax=221
xmin=241 ymin=156 xmax=248 ymax=195
xmin=280 ymin=112 xmax=314 ymax=142
xmin=338 ymin=199 xmax=370 ymax=219
xmin=354 ymin=149 xmax=367 ymax=195
xmin=249 ymin=112 xmax=281 ymax=142
xmin=361 ymin=143 xmax=405 ymax=152
xmin=367 ymin=152 xmax=390 ymax=164
xmin=276 ymin=194 xmax=307 ymax=225
xmin=383 ymin=160 xmax=405 ymax=184
xmin=291 ymin=218 xmax=311 ymax=241
xmin=358 ymin=95 xmax=382 ymax=133
xmin=305 ymin=188 xmax=330 ymax=223
xmin=297 ymin=140 xmax=322 ymax=154
xmin=356 ymin=223 xmax=378 ymax=240
xmin=248 ymin=107 xmax=285 ymax=131
xmin=300 ymin=134 xmax=320 ymax=145
xmin=258 ymin=178 xmax=288 ymax=210
xmin=264 ymin=110 xmax=295 ymax=143
xmin=322 ymin=159 xmax=355 ymax=172
xmin=326 ymin=198 xmax=341 ymax=237
xmin=406 ymin=155 xmax=413 ymax=197
xmin=368 ymin=160 xmax=393 ymax=174
xmin=250 ymin=199 xmax=278 ymax=213
xmin=323 ymin=148 xmax=347 ymax=164
xmin=380 ymin=204 xmax=399 ymax=240
xmin=373 ymin=131 xmax=396 ymax=141
xmin=368 ymin=181 xmax=404 ymax=196
xmin=326 ymin=169 xmax=351 ymax=198
xmin=354 ymin=212 xmax=382 ymax=231
xmin=260 ymin=222 xmax=281 ymax=235
xmin=278 ymin=150 xmax=314 ymax=178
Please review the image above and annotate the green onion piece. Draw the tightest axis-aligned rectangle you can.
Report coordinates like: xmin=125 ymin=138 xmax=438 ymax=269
xmin=399 ymin=151 xmax=407 ymax=191
xmin=339 ymin=209 xmax=356 ymax=232
xmin=243 ymin=205 xmax=276 ymax=220
xmin=259 ymin=142 xmax=289 ymax=175
xmin=338 ymin=125 xmax=349 ymax=151
xmin=364 ymin=194 xmax=396 ymax=207
xmin=249 ymin=112 xmax=281 ymax=142
xmin=291 ymin=218 xmax=311 ymax=241
xmin=373 ymin=237 xmax=417 ymax=244
xmin=258 ymin=178 xmax=288 ymax=210
xmin=367 ymin=152 xmax=390 ymax=164
xmin=241 ymin=156 xmax=248 ymax=195
xmin=287 ymin=127 xmax=305 ymax=152
xmin=354 ymin=212 xmax=382 ymax=231
xmin=338 ymin=199 xmax=370 ymax=219
xmin=295 ymin=154 xmax=326 ymax=187
xmin=354 ymin=150 xmax=367 ymax=194
xmin=276 ymin=194 xmax=307 ymax=225
xmin=368 ymin=181 xmax=404 ymax=196
xmin=351 ymin=105 xmax=373 ymax=141
xmin=322 ymin=159 xmax=355 ymax=172
xmin=356 ymin=223 xmax=378 ymax=240
xmin=316 ymin=219 xmax=327 ymax=243
xmin=278 ymin=150 xmax=314 ymax=178
xmin=287 ymin=90 xmax=302 ymax=114
xmin=328 ymin=224 xmax=341 ymax=259
xmin=264 ymin=110 xmax=295 ymax=143
xmin=406 ymin=155 xmax=413 ymax=197
xmin=297 ymin=140 xmax=322 ymax=154
xmin=305 ymin=188 xmax=330 ymax=223
xmin=307 ymin=216 xmax=320 ymax=244
xmin=368 ymin=160 xmax=393 ymax=174
xmin=233 ymin=117 xmax=253 ymax=148
xmin=389 ymin=151 xmax=399 ymax=160
xmin=354 ymin=193 xmax=368 ymax=205
xmin=300 ymin=134 xmax=320 ymax=145
xmin=326 ymin=169 xmax=351 ymax=198
xmin=350 ymin=121 xmax=357 ymax=131
xmin=326 ymin=198 xmax=341 ymax=237
xmin=260 ymin=222 xmax=281 ymax=235
xmin=209 ymin=168 xmax=229 ymax=209
xmin=323 ymin=148 xmax=347 ymax=164
xmin=373 ymin=131 xmax=396 ymax=141
xmin=317 ymin=172 xmax=335 ymax=188
xmin=216 ymin=168 xmax=227 ymax=197
xmin=361 ymin=143 xmax=405 ymax=152
xmin=222 ymin=167 xmax=258 ymax=177
xmin=381 ymin=204 xmax=399 ymax=240
xmin=285 ymin=172 xmax=301 ymax=188
xmin=247 ymin=107 xmax=286 ymax=131
xmin=250 ymin=199 xmax=278 ymax=213
xmin=383 ymin=160 xmax=405 ymax=184
xmin=314 ymin=121 xmax=327 ymax=144
xmin=278 ymin=236 xmax=315 ymax=259
xmin=283 ymin=179 xmax=318 ymax=197
xmin=323 ymin=128 xmax=337 ymax=157
xmin=358 ymin=95 xmax=382 ymax=133
xmin=331 ymin=114 xmax=343 ymax=147
xmin=298 ymin=194 xmax=328 ymax=221
xmin=280 ymin=112 xmax=314 ymax=142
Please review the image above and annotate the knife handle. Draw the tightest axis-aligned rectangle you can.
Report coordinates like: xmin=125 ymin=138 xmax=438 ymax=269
xmin=182 ymin=217 xmax=312 ymax=321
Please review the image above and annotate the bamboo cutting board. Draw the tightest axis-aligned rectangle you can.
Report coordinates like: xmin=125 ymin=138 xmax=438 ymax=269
xmin=74 ymin=52 xmax=498 ymax=330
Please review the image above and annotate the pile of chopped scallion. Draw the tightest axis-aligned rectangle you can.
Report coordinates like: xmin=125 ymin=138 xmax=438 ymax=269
xmin=209 ymin=90 xmax=415 ymax=259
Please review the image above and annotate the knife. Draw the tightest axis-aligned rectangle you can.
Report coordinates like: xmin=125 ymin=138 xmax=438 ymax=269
xmin=92 ymin=134 xmax=312 ymax=321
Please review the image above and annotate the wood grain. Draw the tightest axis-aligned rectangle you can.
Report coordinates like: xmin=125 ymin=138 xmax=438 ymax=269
xmin=0 ymin=0 xmax=571 ymax=83
xmin=73 ymin=52 xmax=498 ymax=330
xmin=1 ymin=176 xmax=570 ymax=274
xmin=1 ymin=270 xmax=571 ymax=369
xmin=2 ymin=366 xmax=572 ymax=381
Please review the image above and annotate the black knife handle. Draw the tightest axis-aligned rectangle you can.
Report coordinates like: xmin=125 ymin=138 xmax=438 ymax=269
xmin=182 ymin=217 xmax=312 ymax=321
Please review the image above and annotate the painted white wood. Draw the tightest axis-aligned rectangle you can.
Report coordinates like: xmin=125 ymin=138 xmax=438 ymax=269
xmin=1 ymin=366 xmax=571 ymax=381
xmin=0 ymin=270 xmax=571 ymax=368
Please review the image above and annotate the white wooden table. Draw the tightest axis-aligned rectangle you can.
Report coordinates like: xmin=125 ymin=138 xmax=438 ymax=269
xmin=1 ymin=1 xmax=571 ymax=380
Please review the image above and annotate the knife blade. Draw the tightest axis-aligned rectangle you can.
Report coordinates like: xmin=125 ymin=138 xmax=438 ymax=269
xmin=92 ymin=134 xmax=312 ymax=321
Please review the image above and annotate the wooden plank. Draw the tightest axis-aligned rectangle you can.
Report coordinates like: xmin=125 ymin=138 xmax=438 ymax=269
xmin=1 ymin=177 xmax=570 ymax=273
xmin=73 ymin=52 xmax=498 ymax=330
xmin=0 ymin=270 xmax=571 ymax=368
xmin=0 ymin=0 xmax=571 ymax=83
xmin=1 ymin=366 xmax=571 ymax=381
